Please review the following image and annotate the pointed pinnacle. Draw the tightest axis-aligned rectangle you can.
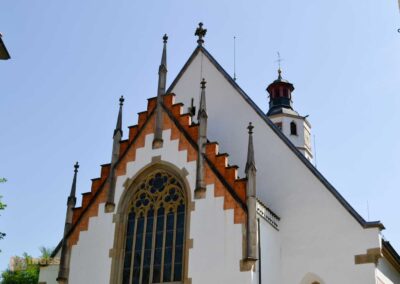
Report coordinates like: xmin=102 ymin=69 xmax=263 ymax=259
xmin=69 ymin=161 xmax=79 ymax=202
xmin=245 ymin=122 xmax=256 ymax=174
xmin=114 ymin=96 xmax=124 ymax=137
xmin=159 ymin=34 xmax=168 ymax=72
xmin=198 ymin=78 xmax=208 ymax=119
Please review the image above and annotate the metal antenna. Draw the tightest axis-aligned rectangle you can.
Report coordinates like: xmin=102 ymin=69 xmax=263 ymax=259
xmin=398 ymin=0 xmax=400 ymax=33
xmin=367 ymin=200 xmax=370 ymax=221
xmin=313 ymin=134 xmax=318 ymax=168
xmin=233 ymin=36 xmax=237 ymax=81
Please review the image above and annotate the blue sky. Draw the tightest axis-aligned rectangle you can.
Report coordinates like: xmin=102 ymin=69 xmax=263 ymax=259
xmin=0 ymin=0 xmax=399 ymax=270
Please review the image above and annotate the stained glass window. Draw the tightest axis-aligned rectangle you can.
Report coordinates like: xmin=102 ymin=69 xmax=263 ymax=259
xmin=122 ymin=170 xmax=186 ymax=283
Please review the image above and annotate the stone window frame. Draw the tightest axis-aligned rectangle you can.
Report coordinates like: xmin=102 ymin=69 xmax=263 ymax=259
xmin=109 ymin=160 xmax=193 ymax=284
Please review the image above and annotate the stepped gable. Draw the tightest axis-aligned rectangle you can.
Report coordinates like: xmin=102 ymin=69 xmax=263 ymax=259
xmin=67 ymin=93 xmax=248 ymax=247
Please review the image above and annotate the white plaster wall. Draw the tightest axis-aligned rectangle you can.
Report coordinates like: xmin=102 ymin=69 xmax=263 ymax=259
xmin=376 ymin=258 xmax=400 ymax=284
xmin=269 ymin=115 xmax=312 ymax=159
xmin=115 ymin=131 xmax=254 ymax=283
xmin=38 ymin=264 xmax=59 ymax=284
xmin=171 ymin=49 xmax=381 ymax=283
xmin=69 ymin=203 xmax=114 ymax=283
xmin=189 ymin=183 xmax=255 ymax=284
xmin=68 ymin=129 xmax=254 ymax=283
xmin=259 ymin=217 xmax=281 ymax=284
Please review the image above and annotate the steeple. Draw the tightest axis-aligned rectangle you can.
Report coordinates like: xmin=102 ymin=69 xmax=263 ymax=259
xmin=195 ymin=79 xmax=208 ymax=198
xmin=153 ymin=34 xmax=168 ymax=149
xmin=57 ymin=162 xmax=79 ymax=284
xmin=245 ymin=122 xmax=258 ymax=262
xmin=105 ymin=96 xmax=124 ymax=212
xmin=266 ymin=69 xmax=313 ymax=161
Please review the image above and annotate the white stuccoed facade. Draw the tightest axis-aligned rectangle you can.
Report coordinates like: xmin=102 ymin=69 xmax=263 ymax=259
xmin=169 ymin=47 xmax=399 ymax=283
xmin=268 ymin=114 xmax=312 ymax=161
xmin=61 ymin=131 xmax=254 ymax=284
xmin=39 ymin=42 xmax=399 ymax=284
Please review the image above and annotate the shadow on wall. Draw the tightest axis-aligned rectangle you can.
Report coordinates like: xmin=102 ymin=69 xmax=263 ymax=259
xmin=300 ymin=272 xmax=324 ymax=284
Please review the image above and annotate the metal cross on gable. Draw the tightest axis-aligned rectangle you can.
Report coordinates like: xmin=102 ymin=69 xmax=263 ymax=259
xmin=195 ymin=22 xmax=207 ymax=45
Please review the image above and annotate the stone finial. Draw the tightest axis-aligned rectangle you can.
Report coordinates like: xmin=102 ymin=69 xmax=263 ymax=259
xmin=195 ymin=22 xmax=207 ymax=45
xmin=119 ymin=95 xmax=125 ymax=106
xmin=68 ymin=162 xmax=79 ymax=206
xmin=200 ymin=78 xmax=206 ymax=89
xmin=159 ymin=34 xmax=168 ymax=73
xmin=114 ymin=96 xmax=124 ymax=137
xmin=245 ymin=122 xmax=256 ymax=174
xmin=198 ymin=78 xmax=207 ymax=119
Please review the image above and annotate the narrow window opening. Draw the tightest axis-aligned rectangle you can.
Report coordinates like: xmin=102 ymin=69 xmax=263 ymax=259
xmin=283 ymin=88 xmax=289 ymax=98
xmin=290 ymin=121 xmax=297 ymax=135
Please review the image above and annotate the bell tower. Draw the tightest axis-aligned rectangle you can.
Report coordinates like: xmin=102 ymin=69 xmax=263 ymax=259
xmin=266 ymin=69 xmax=313 ymax=161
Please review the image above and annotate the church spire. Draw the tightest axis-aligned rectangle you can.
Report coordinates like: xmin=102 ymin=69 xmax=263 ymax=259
xmin=57 ymin=162 xmax=79 ymax=284
xmin=105 ymin=96 xmax=124 ymax=212
xmin=153 ymin=34 xmax=168 ymax=149
xmin=195 ymin=79 xmax=208 ymax=198
xmin=245 ymin=122 xmax=258 ymax=262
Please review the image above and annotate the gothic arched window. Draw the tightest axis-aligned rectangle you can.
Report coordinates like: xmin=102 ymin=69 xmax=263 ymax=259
xmin=290 ymin=121 xmax=297 ymax=135
xmin=122 ymin=170 xmax=186 ymax=284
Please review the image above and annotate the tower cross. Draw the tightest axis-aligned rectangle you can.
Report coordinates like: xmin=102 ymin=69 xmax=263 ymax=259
xmin=195 ymin=22 xmax=207 ymax=45
xmin=275 ymin=52 xmax=284 ymax=71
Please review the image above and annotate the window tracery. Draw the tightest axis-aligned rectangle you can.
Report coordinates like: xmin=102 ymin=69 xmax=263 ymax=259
xmin=122 ymin=170 xmax=186 ymax=284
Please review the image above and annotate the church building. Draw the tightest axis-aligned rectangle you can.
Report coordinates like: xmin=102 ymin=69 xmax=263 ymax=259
xmin=39 ymin=23 xmax=400 ymax=284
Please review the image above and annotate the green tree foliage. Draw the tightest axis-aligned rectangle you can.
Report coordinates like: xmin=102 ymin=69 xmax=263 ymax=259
xmin=0 ymin=247 xmax=54 ymax=284
xmin=1 ymin=253 xmax=39 ymax=284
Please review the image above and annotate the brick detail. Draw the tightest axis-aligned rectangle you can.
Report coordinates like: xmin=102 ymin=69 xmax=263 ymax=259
xmin=68 ymin=93 xmax=248 ymax=247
